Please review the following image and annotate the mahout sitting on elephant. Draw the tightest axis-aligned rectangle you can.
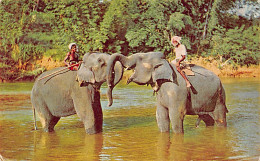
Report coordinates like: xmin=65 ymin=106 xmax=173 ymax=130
xmin=106 ymin=52 xmax=228 ymax=134
xmin=31 ymin=52 xmax=123 ymax=134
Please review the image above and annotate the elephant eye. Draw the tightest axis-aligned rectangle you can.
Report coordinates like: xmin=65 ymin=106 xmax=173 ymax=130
xmin=98 ymin=58 xmax=102 ymax=63
xmin=154 ymin=64 xmax=163 ymax=69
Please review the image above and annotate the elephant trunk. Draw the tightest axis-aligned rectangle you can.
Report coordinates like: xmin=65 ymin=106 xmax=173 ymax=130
xmin=106 ymin=53 xmax=134 ymax=106
xmin=106 ymin=86 xmax=113 ymax=107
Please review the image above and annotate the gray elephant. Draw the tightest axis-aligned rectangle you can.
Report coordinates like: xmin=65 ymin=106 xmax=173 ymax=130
xmin=31 ymin=52 xmax=123 ymax=134
xmin=106 ymin=52 xmax=228 ymax=134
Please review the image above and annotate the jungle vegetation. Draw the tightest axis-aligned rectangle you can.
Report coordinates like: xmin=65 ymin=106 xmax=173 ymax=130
xmin=0 ymin=0 xmax=259 ymax=81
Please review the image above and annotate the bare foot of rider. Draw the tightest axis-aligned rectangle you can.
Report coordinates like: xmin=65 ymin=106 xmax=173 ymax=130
xmin=186 ymin=81 xmax=191 ymax=88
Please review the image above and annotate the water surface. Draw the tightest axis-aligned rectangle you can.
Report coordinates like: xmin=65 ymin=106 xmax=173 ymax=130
xmin=0 ymin=78 xmax=259 ymax=160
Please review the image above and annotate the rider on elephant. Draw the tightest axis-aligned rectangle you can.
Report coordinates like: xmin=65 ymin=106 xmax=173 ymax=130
xmin=171 ymin=36 xmax=191 ymax=88
xmin=64 ymin=43 xmax=80 ymax=71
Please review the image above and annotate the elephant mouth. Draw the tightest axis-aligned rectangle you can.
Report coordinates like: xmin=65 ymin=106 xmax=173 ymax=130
xmin=135 ymin=82 xmax=147 ymax=85
xmin=79 ymin=80 xmax=90 ymax=87
xmin=76 ymin=75 xmax=96 ymax=87
xmin=127 ymin=72 xmax=151 ymax=86
xmin=126 ymin=77 xmax=148 ymax=86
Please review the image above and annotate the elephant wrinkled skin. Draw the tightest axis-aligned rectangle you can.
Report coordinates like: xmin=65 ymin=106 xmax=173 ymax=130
xmin=107 ymin=52 xmax=228 ymax=134
xmin=31 ymin=53 xmax=123 ymax=134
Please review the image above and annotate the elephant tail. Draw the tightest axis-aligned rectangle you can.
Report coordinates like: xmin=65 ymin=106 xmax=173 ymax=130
xmin=32 ymin=105 xmax=38 ymax=130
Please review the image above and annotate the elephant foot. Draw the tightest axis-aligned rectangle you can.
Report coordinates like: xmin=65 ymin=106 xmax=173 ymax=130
xmin=159 ymin=128 xmax=170 ymax=133
xmin=215 ymin=119 xmax=227 ymax=127
xmin=186 ymin=82 xmax=191 ymax=88
xmin=86 ymin=126 xmax=102 ymax=135
xmin=43 ymin=128 xmax=55 ymax=133
xmin=172 ymin=126 xmax=184 ymax=134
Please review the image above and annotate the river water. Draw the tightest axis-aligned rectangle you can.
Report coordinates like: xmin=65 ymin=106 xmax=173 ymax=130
xmin=0 ymin=78 xmax=259 ymax=161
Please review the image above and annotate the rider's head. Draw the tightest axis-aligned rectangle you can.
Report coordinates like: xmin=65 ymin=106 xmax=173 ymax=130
xmin=68 ymin=43 xmax=78 ymax=52
xmin=171 ymin=36 xmax=182 ymax=47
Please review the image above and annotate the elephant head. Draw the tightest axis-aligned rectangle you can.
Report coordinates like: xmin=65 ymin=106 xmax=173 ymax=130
xmin=77 ymin=53 xmax=124 ymax=106
xmin=107 ymin=52 xmax=175 ymax=94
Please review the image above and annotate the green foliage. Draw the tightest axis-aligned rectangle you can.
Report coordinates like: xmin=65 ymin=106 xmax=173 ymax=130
xmin=44 ymin=49 xmax=65 ymax=61
xmin=168 ymin=12 xmax=193 ymax=32
xmin=209 ymin=24 xmax=259 ymax=66
xmin=98 ymin=0 xmax=129 ymax=53
xmin=0 ymin=0 xmax=259 ymax=81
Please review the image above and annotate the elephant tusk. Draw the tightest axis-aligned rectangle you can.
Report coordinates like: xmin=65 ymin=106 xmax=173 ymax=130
xmin=79 ymin=80 xmax=84 ymax=87
xmin=126 ymin=78 xmax=132 ymax=85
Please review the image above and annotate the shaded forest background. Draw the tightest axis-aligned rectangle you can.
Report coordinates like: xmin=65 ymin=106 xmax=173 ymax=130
xmin=0 ymin=0 xmax=259 ymax=81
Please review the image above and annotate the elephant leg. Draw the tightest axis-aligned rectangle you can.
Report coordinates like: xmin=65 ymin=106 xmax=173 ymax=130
xmin=156 ymin=104 xmax=170 ymax=132
xmin=213 ymin=103 xmax=227 ymax=127
xmin=76 ymin=106 xmax=101 ymax=134
xmin=91 ymin=92 xmax=103 ymax=133
xmin=73 ymin=89 xmax=103 ymax=134
xmin=37 ymin=110 xmax=60 ymax=132
xmin=33 ymin=99 xmax=57 ymax=132
xmin=37 ymin=114 xmax=59 ymax=132
xmin=213 ymin=86 xmax=227 ymax=127
xmin=198 ymin=114 xmax=215 ymax=126
xmin=169 ymin=107 xmax=185 ymax=134
xmin=48 ymin=116 xmax=60 ymax=132
xmin=83 ymin=107 xmax=103 ymax=135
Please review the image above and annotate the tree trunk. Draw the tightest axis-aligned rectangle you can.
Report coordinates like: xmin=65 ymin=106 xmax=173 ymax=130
xmin=202 ymin=0 xmax=213 ymax=40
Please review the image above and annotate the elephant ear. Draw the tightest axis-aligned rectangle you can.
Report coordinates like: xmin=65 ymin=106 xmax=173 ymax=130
xmin=151 ymin=60 xmax=174 ymax=91
xmin=76 ymin=64 xmax=95 ymax=86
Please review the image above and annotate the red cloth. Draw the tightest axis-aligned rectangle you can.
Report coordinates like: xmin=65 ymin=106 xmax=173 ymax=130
xmin=69 ymin=63 xmax=79 ymax=71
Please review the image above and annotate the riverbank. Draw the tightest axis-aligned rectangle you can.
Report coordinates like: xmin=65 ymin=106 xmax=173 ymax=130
xmin=121 ymin=57 xmax=259 ymax=81
xmin=188 ymin=57 xmax=259 ymax=78
xmin=0 ymin=56 xmax=259 ymax=83
xmin=35 ymin=56 xmax=260 ymax=78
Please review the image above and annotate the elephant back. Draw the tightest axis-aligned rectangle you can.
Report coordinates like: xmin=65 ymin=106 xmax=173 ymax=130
xmin=31 ymin=67 xmax=78 ymax=116
xmin=169 ymin=63 xmax=219 ymax=79
xmin=37 ymin=66 xmax=76 ymax=83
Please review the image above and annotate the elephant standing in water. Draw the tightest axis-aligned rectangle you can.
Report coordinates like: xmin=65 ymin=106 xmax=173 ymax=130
xmin=106 ymin=52 xmax=228 ymax=134
xmin=31 ymin=53 xmax=123 ymax=134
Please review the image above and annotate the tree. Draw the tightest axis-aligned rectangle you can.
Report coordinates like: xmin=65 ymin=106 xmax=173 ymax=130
xmin=0 ymin=0 xmax=47 ymax=70
xmin=44 ymin=0 xmax=105 ymax=55
xmin=97 ymin=0 xmax=129 ymax=54
xmin=210 ymin=24 xmax=259 ymax=66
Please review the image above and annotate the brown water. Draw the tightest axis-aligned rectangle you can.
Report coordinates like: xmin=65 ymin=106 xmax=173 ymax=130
xmin=0 ymin=78 xmax=259 ymax=161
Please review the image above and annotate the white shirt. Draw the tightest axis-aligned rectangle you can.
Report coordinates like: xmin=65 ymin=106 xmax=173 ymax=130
xmin=171 ymin=44 xmax=187 ymax=64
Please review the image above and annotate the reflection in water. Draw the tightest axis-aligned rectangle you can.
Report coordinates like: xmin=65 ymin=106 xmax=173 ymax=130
xmin=0 ymin=78 xmax=259 ymax=160
xmin=32 ymin=131 xmax=103 ymax=161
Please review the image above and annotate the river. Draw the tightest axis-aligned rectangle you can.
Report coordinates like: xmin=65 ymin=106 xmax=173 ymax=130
xmin=0 ymin=78 xmax=259 ymax=161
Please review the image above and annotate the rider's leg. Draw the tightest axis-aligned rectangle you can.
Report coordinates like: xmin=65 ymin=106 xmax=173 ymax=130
xmin=176 ymin=67 xmax=191 ymax=87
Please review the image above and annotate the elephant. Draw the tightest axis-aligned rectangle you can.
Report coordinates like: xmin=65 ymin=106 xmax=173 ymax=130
xmin=31 ymin=52 xmax=123 ymax=134
xmin=106 ymin=52 xmax=228 ymax=134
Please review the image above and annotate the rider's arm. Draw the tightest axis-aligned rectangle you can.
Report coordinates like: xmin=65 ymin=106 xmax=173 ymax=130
xmin=64 ymin=53 xmax=70 ymax=66
xmin=177 ymin=55 xmax=186 ymax=67
xmin=176 ymin=45 xmax=187 ymax=67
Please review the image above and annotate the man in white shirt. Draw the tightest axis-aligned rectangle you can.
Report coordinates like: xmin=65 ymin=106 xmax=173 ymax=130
xmin=171 ymin=36 xmax=191 ymax=88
